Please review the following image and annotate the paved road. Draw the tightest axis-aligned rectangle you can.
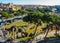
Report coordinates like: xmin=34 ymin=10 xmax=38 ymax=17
xmin=0 ymin=15 xmax=24 ymax=22
xmin=0 ymin=15 xmax=26 ymax=26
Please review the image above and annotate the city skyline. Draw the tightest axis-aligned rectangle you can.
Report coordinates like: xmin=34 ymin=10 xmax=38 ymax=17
xmin=0 ymin=0 xmax=60 ymax=5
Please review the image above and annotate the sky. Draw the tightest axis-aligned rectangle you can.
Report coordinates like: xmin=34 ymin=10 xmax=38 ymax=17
xmin=0 ymin=0 xmax=60 ymax=5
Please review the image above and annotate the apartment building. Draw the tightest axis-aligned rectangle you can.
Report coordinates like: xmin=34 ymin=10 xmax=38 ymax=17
xmin=0 ymin=3 xmax=21 ymax=11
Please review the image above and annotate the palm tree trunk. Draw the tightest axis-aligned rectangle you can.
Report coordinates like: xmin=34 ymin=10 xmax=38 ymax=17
xmin=55 ymin=29 xmax=58 ymax=37
xmin=44 ymin=28 xmax=49 ymax=43
xmin=33 ymin=24 xmax=38 ymax=38
xmin=55 ymin=24 xmax=58 ymax=38
xmin=31 ymin=24 xmax=38 ymax=43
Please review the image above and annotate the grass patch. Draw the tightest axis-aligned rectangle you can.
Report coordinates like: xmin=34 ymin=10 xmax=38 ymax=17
xmin=4 ymin=20 xmax=28 ymax=28
xmin=18 ymin=37 xmax=32 ymax=40
xmin=46 ymin=36 xmax=56 ymax=39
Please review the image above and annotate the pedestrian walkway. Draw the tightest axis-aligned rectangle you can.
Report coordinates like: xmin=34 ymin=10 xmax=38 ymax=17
xmin=32 ymin=30 xmax=60 ymax=43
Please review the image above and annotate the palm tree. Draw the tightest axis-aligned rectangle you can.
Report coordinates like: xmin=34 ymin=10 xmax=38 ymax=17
xmin=42 ymin=24 xmax=53 ymax=43
xmin=43 ymin=14 xmax=60 ymax=43
xmin=51 ymin=15 xmax=60 ymax=40
xmin=33 ymin=19 xmax=42 ymax=39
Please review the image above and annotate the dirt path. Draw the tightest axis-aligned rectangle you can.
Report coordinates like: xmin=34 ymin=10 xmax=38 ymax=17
xmin=32 ymin=30 xmax=60 ymax=43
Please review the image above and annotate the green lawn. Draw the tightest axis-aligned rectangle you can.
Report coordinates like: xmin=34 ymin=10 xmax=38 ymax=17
xmin=4 ymin=20 xmax=28 ymax=28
